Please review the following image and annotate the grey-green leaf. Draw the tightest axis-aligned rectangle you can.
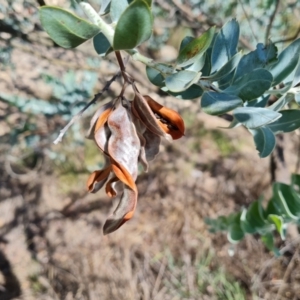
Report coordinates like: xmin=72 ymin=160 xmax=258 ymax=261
xmin=163 ymin=84 xmax=203 ymax=99
xmin=246 ymin=95 xmax=270 ymax=108
xmin=249 ymin=126 xmax=276 ymax=158
xmin=201 ymin=91 xmax=242 ymax=115
xmin=146 ymin=66 xmax=165 ymax=87
xmin=233 ymin=42 xmax=277 ymax=81
xmin=268 ymin=38 xmax=300 ymax=86
xmin=268 ymin=93 xmax=294 ymax=111
xmin=113 ymin=0 xmax=153 ymax=50
xmin=211 ymin=19 xmax=240 ymax=73
xmin=165 ymin=70 xmax=201 ymax=92
xmin=205 ymin=52 xmax=242 ymax=81
xmin=233 ymin=107 xmax=281 ymax=128
xmin=39 ymin=6 xmax=101 ymax=48
xmin=292 ymin=58 xmax=300 ymax=87
xmin=110 ymin=0 xmax=129 ymax=22
xmin=268 ymin=109 xmax=300 ymax=134
xmin=93 ymin=32 xmax=111 ymax=56
xmin=225 ymin=69 xmax=273 ymax=101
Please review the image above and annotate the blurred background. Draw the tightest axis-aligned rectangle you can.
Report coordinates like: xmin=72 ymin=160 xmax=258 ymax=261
xmin=0 ymin=0 xmax=300 ymax=299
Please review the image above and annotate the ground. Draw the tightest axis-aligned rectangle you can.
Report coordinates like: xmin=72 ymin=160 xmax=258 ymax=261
xmin=1 ymin=6 xmax=300 ymax=300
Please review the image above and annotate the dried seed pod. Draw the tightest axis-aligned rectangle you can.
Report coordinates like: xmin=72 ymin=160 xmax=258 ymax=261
xmin=143 ymin=129 xmax=161 ymax=161
xmin=144 ymin=95 xmax=185 ymax=140
xmin=107 ymin=103 xmax=140 ymax=182
xmin=94 ymin=123 xmax=111 ymax=153
xmin=86 ymin=100 xmax=114 ymax=139
xmin=86 ymin=89 xmax=185 ymax=234
xmin=132 ymin=93 xmax=170 ymax=139
xmin=136 ymin=130 xmax=148 ymax=172
xmin=103 ymin=186 xmax=136 ymax=235
xmin=105 ymin=176 xmax=119 ymax=197
xmin=86 ymin=164 xmax=111 ymax=193
xmin=132 ymin=116 xmax=149 ymax=171
xmin=103 ymin=103 xmax=141 ymax=233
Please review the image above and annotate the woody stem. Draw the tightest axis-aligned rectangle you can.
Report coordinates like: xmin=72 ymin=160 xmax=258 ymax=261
xmin=115 ymin=51 xmax=131 ymax=84
xmin=115 ymin=51 xmax=126 ymax=72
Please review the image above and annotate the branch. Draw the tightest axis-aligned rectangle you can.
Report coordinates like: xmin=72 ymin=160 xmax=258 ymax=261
xmin=237 ymin=0 xmax=258 ymax=43
xmin=53 ymin=71 xmax=121 ymax=144
xmin=79 ymin=1 xmax=174 ymax=74
xmin=265 ymin=0 xmax=280 ymax=45
xmin=79 ymin=2 xmax=114 ymax=45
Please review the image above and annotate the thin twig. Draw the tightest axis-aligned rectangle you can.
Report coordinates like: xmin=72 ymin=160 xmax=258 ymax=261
xmin=115 ymin=51 xmax=134 ymax=84
xmin=152 ymin=258 xmax=167 ymax=298
xmin=252 ymin=237 xmax=300 ymax=293
xmin=237 ymin=0 xmax=258 ymax=44
xmin=275 ymin=244 xmax=299 ymax=300
xmin=53 ymin=71 xmax=121 ymax=144
xmin=265 ymin=0 xmax=280 ymax=45
xmin=115 ymin=51 xmax=126 ymax=72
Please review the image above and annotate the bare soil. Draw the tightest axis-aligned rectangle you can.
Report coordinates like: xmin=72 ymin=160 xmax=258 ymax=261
xmin=1 ymin=4 xmax=300 ymax=300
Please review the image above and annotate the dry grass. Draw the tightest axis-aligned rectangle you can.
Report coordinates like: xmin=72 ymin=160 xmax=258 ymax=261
xmin=1 ymin=9 xmax=300 ymax=299
xmin=0 ymin=106 xmax=276 ymax=300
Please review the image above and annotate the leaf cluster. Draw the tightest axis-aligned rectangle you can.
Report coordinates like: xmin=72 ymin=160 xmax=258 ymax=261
xmin=39 ymin=0 xmax=153 ymax=51
xmin=39 ymin=2 xmax=300 ymax=158
xmin=147 ymin=20 xmax=300 ymax=158
xmin=206 ymin=174 xmax=300 ymax=255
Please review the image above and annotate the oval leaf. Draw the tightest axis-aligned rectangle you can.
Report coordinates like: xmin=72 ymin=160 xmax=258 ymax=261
xmin=205 ymin=52 xmax=242 ymax=81
xmin=165 ymin=70 xmax=201 ymax=92
xmin=110 ymin=0 xmax=129 ymax=22
xmin=273 ymin=185 xmax=300 ymax=219
xmin=249 ymin=126 xmax=276 ymax=158
xmin=184 ymin=53 xmax=206 ymax=72
xmin=177 ymin=27 xmax=215 ymax=67
xmin=201 ymin=91 xmax=242 ymax=115
xmin=233 ymin=42 xmax=277 ymax=81
xmin=268 ymin=38 xmax=300 ymax=86
xmin=225 ymin=69 xmax=273 ymax=101
xmin=246 ymin=199 xmax=266 ymax=229
xmin=39 ymin=6 xmax=100 ymax=48
xmin=228 ymin=223 xmax=244 ymax=244
xmin=268 ymin=93 xmax=294 ymax=111
xmin=233 ymin=107 xmax=281 ymax=129
xmin=246 ymin=95 xmax=270 ymax=108
xmin=93 ymin=32 xmax=111 ymax=56
xmin=268 ymin=109 xmax=300 ymax=134
xmin=273 ymin=183 xmax=299 ymax=220
xmin=211 ymin=19 xmax=240 ymax=73
xmin=240 ymin=209 xmax=256 ymax=234
xmin=162 ymin=84 xmax=203 ymax=100
xmin=292 ymin=58 xmax=300 ymax=87
xmin=179 ymin=36 xmax=194 ymax=52
xmin=113 ymin=0 xmax=153 ymax=50
xmin=261 ymin=233 xmax=280 ymax=256
xmin=146 ymin=66 xmax=165 ymax=87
